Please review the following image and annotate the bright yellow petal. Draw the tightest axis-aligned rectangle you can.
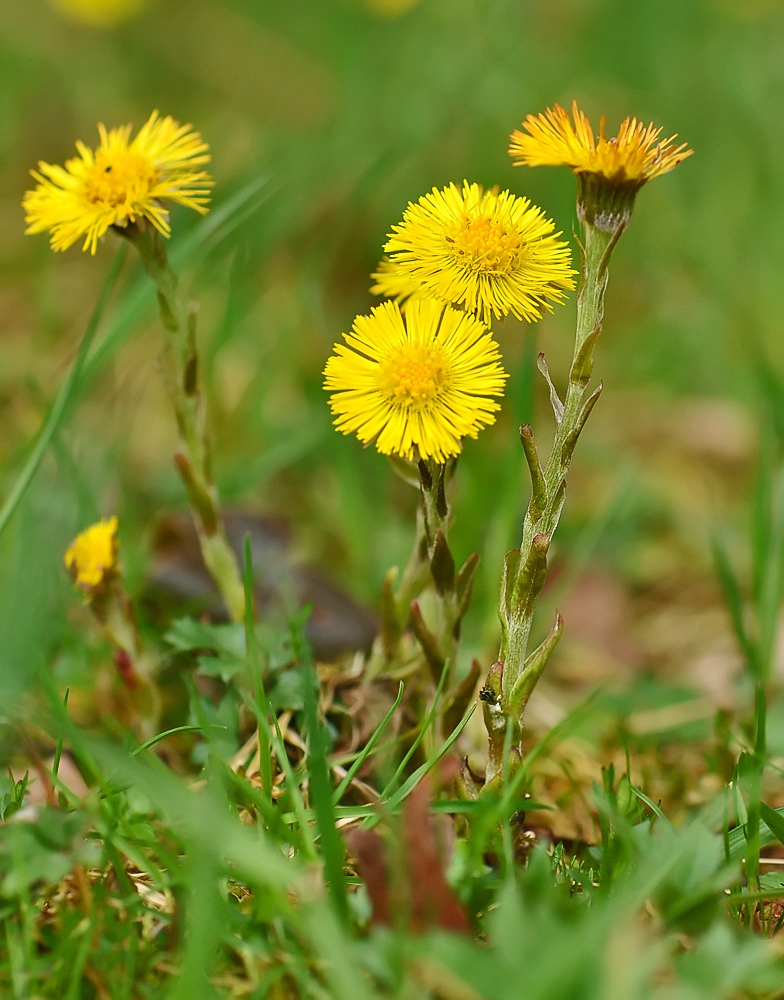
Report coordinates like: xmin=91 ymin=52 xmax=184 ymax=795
xmin=324 ymin=298 xmax=508 ymax=462
xmin=379 ymin=181 xmax=575 ymax=325
xmin=23 ymin=113 xmax=212 ymax=254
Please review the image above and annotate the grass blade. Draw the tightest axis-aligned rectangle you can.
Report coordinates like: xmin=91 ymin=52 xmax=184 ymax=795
xmin=130 ymin=724 xmax=228 ymax=757
xmin=238 ymin=688 xmax=317 ymax=861
xmin=292 ymin=615 xmax=348 ymax=922
xmin=380 ymin=661 xmax=450 ymax=801
xmin=244 ymin=534 xmax=272 ymax=801
xmin=0 ymin=244 xmax=126 ymax=539
xmin=760 ymin=802 xmax=784 ymax=846
xmin=333 ymin=681 xmax=403 ymax=805
xmin=51 ymin=687 xmax=69 ymax=782
xmin=386 ymin=702 xmax=477 ymax=811
xmin=629 ymin=784 xmax=675 ymax=829
xmin=712 ymin=535 xmax=758 ymax=676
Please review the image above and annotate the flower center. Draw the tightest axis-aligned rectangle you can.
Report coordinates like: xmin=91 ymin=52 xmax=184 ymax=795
xmin=380 ymin=344 xmax=447 ymax=410
xmin=444 ymin=215 xmax=523 ymax=275
xmin=83 ymin=151 xmax=158 ymax=207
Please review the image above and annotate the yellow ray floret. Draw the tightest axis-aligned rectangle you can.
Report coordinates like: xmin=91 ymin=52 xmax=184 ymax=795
xmin=370 ymin=257 xmax=428 ymax=309
xmin=65 ymin=517 xmax=119 ymax=596
xmin=509 ymin=101 xmax=692 ymax=185
xmin=23 ymin=111 xmax=212 ymax=254
xmin=324 ymin=298 xmax=508 ymax=463
xmin=376 ymin=182 xmax=575 ymax=326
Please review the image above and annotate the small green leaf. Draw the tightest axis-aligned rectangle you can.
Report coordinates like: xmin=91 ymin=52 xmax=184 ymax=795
xmin=164 ymin=617 xmax=245 ymax=658
xmin=519 ymin=424 xmax=546 ymax=522
xmin=430 ymin=530 xmax=455 ymax=595
xmin=760 ymin=802 xmax=784 ymax=847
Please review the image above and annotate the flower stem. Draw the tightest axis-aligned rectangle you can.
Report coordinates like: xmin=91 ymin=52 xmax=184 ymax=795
xmin=126 ymin=224 xmax=245 ymax=623
xmin=500 ymin=221 xmax=623 ymax=710
xmin=419 ymin=458 xmax=459 ymax=671
xmin=93 ymin=583 xmax=160 ymax=740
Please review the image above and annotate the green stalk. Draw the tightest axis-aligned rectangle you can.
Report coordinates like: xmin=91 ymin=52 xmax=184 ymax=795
xmin=501 ymin=222 xmax=622 ymax=709
xmin=745 ymin=681 xmax=767 ymax=900
xmin=125 ymin=223 xmax=245 ymax=622
xmin=418 ymin=458 xmax=459 ymax=668
xmin=372 ymin=458 xmax=455 ymax=671
xmin=393 ymin=506 xmax=431 ymax=618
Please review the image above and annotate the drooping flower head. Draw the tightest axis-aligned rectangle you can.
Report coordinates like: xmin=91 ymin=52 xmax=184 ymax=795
xmin=324 ymin=298 xmax=508 ymax=463
xmin=509 ymin=101 xmax=692 ymax=229
xmin=375 ymin=182 xmax=575 ymax=326
xmin=65 ymin=517 xmax=119 ymax=598
xmin=23 ymin=111 xmax=212 ymax=254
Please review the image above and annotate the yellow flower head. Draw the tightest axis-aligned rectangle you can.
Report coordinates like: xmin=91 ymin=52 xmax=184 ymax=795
xmin=509 ymin=101 xmax=692 ymax=229
xmin=65 ymin=517 xmax=119 ymax=596
xmin=376 ymin=182 xmax=575 ymax=326
xmin=23 ymin=111 xmax=212 ymax=254
xmin=324 ymin=298 xmax=508 ymax=463
xmin=50 ymin=0 xmax=146 ymax=27
xmin=370 ymin=257 xmax=428 ymax=309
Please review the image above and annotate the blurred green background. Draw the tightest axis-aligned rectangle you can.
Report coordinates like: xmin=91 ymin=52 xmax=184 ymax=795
xmin=0 ymin=0 xmax=780 ymax=727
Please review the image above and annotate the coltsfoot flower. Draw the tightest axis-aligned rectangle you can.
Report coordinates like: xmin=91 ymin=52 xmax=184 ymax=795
xmin=370 ymin=257 xmax=428 ymax=309
xmin=65 ymin=517 xmax=119 ymax=597
xmin=324 ymin=298 xmax=507 ymax=463
xmin=375 ymin=182 xmax=575 ymax=325
xmin=509 ymin=101 xmax=692 ymax=229
xmin=23 ymin=111 xmax=212 ymax=254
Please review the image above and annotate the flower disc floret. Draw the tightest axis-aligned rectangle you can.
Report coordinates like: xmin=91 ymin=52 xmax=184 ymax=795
xmin=65 ymin=517 xmax=119 ymax=596
xmin=323 ymin=298 xmax=508 ymax=463
xmin=375 ymin=182 xmax=575 ymax=325
xmin=23 ymin=111 xmax=212 ymax=254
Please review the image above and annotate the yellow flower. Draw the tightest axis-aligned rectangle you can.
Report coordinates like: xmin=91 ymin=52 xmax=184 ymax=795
xmin=509 ymin=101 xmax=692 ymax=228
xmin=49 ymin=0 xmax=146 ymax=27
xmin=23 ymin=112 xmax=212 ymax=254
xmin=377 ymin=182 xmax=575 ymax=326
xmin=65 ymin=517 xmax=119 ymax=596
xmin=370 ymin=257 xmax=428 ymax=308
xmin=509 ymin=101 xmax=691 ymax=182
xmin=324 ymin=298 xmax=507 ymax=463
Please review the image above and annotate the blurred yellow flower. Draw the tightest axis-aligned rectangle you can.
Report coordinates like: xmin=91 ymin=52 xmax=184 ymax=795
xmin=65 ymin=517 xmax=119 ymax=596
xmin=23 ymin=111 xmax=212 ymax=254
xmin=509 ymin=101 xmax=691 ymax=188
xmin=364 ymin=0 xmax=424 ymax=16
xmin=377 ymin=182 xmax=575 ymax=326
xmin=324 ymin=298 xmax=507 ymax=463
xmin=370 ymin=257 xmax=428 ymax=308
xmin=50 ymin=0 xmax=146 ymax=28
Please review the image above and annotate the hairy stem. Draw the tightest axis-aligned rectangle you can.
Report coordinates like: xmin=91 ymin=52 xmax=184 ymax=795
xmin=501 ymin=222 xmax=621 ymax=707
xmin=127 ymin=224 xmax=245 ymax=623
xmin=419 ymin=459 xmax=459 ymax=671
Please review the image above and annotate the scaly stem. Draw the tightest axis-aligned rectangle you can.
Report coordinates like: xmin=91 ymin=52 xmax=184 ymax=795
xmin=127 ymin=224 xmax=245 ymax=623
xmin=419 ymin=458 xmax=459 ymax=672
xmin=394 ymin=505 xmax=430 ymax=627
xmin=371 ymin=458 xmax=454 ymax=671
xmin=501 ymin=222 xmax=622 ymax=708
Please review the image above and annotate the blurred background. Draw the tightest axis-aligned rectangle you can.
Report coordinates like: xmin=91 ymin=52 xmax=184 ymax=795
xmin=2 ymin=0 xmax=783 ymax=815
